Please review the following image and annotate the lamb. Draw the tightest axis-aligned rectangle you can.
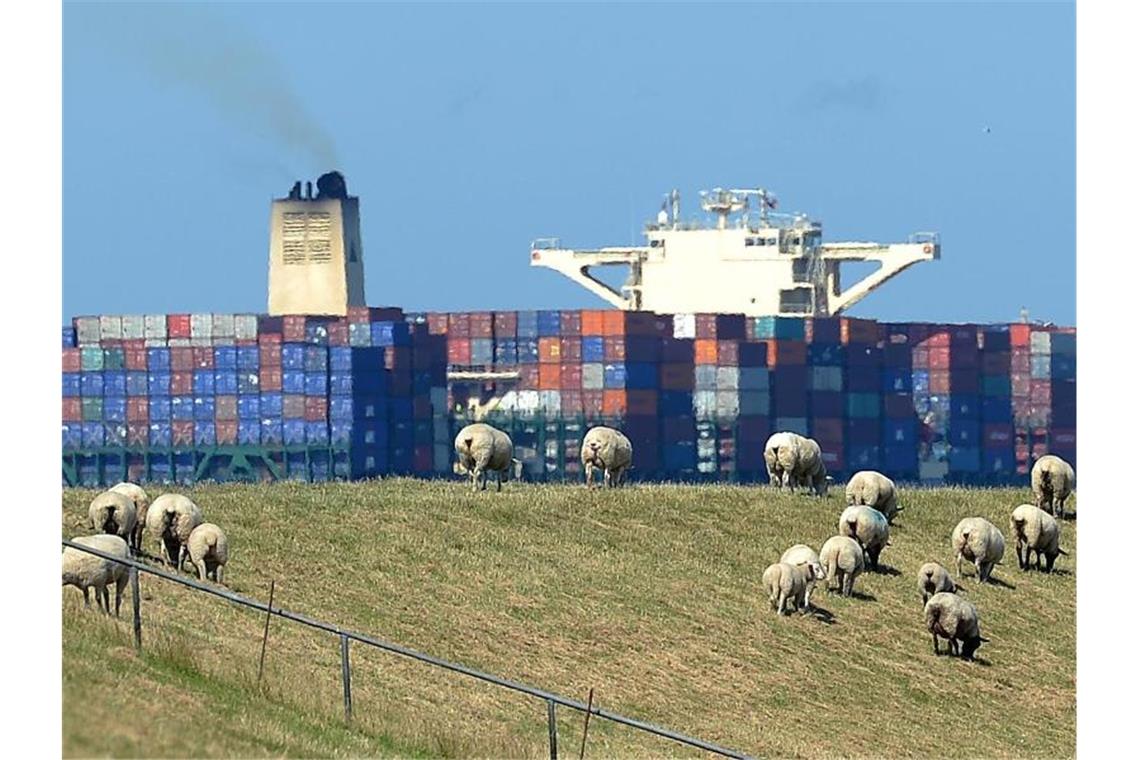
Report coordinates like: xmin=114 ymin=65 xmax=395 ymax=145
xmin=779 ymin=544 xmax=826 ymax=607
xmin=839 ymin=505 xmax=890 ymax=570
xmin=109 ymin=482 xmax=150 ymax=554
xmin=145 ymin=493 xmax=204 ymax=570
xmin=845 ymin=470 xmax=903 ymax=524
xmin=1031 ymin=454 xmax=1075 ymax=519
xmin=87 ymin=491 xmax=137 ymax=548
xmin=761 ymin=561 xmax=819 ymax=615
xmin=187 ymin=523 xmax=230 ymax=584
xmin=763 ymin=431 xmax=801 ymax=489
xmin=924 ymin=591 xmax=989 ymax=660
xmin=581 ymin=426 xmax=633 ymax=488
xmin=454 ymin=422 xmax=523 ymax=492
xmin=62 ymin=534 xmax=130 ymax=617
xmin=1009 ymin=503 xmax=1067 ymax=573
xmin=951 ymin=517 xmax=1006 ymax=583
xmin=917 ymin=561 xmax=961 ymax=606
xmin=819 ymin=535 xmax=866 ymax=597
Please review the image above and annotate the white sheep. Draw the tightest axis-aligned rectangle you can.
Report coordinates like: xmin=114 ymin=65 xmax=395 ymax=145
xmin=581 ymin=426 xmax=633 ymax=488
xmin=187 ymin=523 xmax=229 ymax=584
xmin=1009 ymin=504 xmax=1068 ymax=573
xmin=87 ymin=491 xmax=137 ymax=548
xmin=62 ymin=534 xmax=130 ymax=617
xmin=763 ymin=432 xmax=801 ymax=489
xmin=109 ymin=482 xmax=150 ymax=554
xmin=951 ymin=517 xmax=1006 ymax=583
xmin=917 ymin=561 xmax=962 ymax=606
xmin=845 ymin=470 xmax=903 ymax=524
xmin=839 ymin=505 xmax=890 ymax=570
xmin=1031 ymin=454 xmax=1075 ymax=519
xmin=454 ymin=422 xmax=523 ymax=492
xmin=924 ymin=591 xmax=989 ymax=660
xmin=782 ymin=436 xmax=830 ymax=497
xmin=779 ymin=544 xmax=826 ymax=608
xmin=819 ymin=535 xmax=866 ymax=597
xmin=761 ymin=561 xmax=819 ymax=615
xmin=145 ymin=493 xmax=204 ymax=570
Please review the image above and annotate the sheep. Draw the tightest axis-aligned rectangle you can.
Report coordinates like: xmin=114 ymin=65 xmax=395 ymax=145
xmin=917 ymin=561 xmax=962 ymax=606
xmin=951 ymin=517 xmax=1006 ymax=583
xmin=454 ymin=422 xmax=523 ymax=492
xmin=819 ymin=535 xmax=866 ymax=597
xmin=845 ymin=470 xmax=903 ymax=524
xmin=581 ymin=426 xmax=633 ymax=488
xmin=62 ymin=534 xmax=130 ymax=617
xmin=87 ymin=491 xmax=137 ymax=548
xmin=1009 ymin=503 xmax=1068 ymax=573
xmin=761 ymin=561 xmax=819 ymax=615
xmin=145 ymin=493 xmax=204 ymax=571
xmin=839 ymin=505 xmax=890 ymax=570
xmin=780 ymin=544 xmax=826 ymax=608
xmin=187 ymin=523 xmax=229 ymax=584
xmin=924 ymin=591 xmax=989 ymax=660
xmin=763 ymin=432 xmax=801 ymax=489
xmin=1031 ymin=454 xmax=1075 ymax=519
xmin=109 ymin=482 xmax=149 ymax=554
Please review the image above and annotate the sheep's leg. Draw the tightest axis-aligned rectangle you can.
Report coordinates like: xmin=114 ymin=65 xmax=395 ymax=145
xmin=584 ymin=462 xmax=593 ymax=488
xmin=114 ymin=576 xmax=127 ymax=618
xmin=950 ymin=639 xmax=960 ymax=657
xmin=496 ymin=470 xmax=503 ymax=492
xmin=931 ymin=633 xmax=939 ymax=655
xmin=777 ymin=590 xmax=789 ymax=615
xmin=843 ymin=572 xmax=854 ymax=598
xmin=196 ymin=560 xmax=207 ymax=582
xmin=1046 ymin=553 xmax=1056 ymax=573
xmin=955 ymin=552 xmax=964 ymax=579
xmin=96 ymin=584 xmax=108 ymax=614
xmin=81 ymin=587 xmax=90 ymax=608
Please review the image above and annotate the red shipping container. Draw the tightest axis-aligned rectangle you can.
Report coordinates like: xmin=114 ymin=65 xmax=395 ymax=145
xmin=581 ymin=310 xmax=606 ymax=336
xmin=717 ymin=340 xmax=739 ymax=366
xmin=949 ymin=370 xmax=979 ymax=393
xmin=560 ymin=390 xmax=583 ymax=415
xmin=127 ymin=423 xmax=149 ymax=447
xmin=235 ymin=339 xmax=258 ymax=347
xmin=920 ymin=327 xmax=951 ymax=348
xmin=283 ymin=395 xmax=306 ymax=418
xmin=259 ymin=344 xmax=282 ymax=367
xmin=62 ymin=398 xmax=81 ymax=422
xmin=560 ymin=310 xmax=582 ymax=335
xmin=216 ymin=396 xmax=238 ymax=421
xmin=539 ymin=363 xmax=561 ymax=389
xmin=122 ymin=338 xmax=146 ymax=349
xmin=763 ymin=340 xmax=807 ymax=366
xmin=413 ymin=445 xmax=433 ymax=473
xmin=819 ymin=444 xmax=845 ymax=472
xmin=125 ymin=347 xmax=147 ymax=371
xmin=538 ymin=337 xmax=562 ymax=363
xmin=1010 ymin=349 xmax=1031 ymax=373
xmin=560 ymin=363 xmax=582 ymax=389
xmin=812 ymin=417 xmax=844 ymax=444
xmin=170 ymin=347 xmax=194 ymax=371
xmin=695 ymin=339 xmax=719 ymax=364
xmin=883 ymin=393 xmax=913 ymax=418
xmin=469 ymin=312 xmax=494 ymax=338
xmin=127 ymin=398 xmax=148 ymax=423
xmin=172 ymin=420 xmax=194 ymax=446
xmin=1031 ymin=441 xmax=1049 ymax=458
xmin=603 ymin=310 xmax=657 ymax=336
xmin=260 ymin=368 xmax=283 ymax=392
xmin=215 ymin=420 xmax=238 ymax=445
xmin=427 ymin=313 xmax=450 ymax=335
xmin=414 ymin=397 xmax=432 ymax=420
xmin=258 ymin=331 xmax=282 ymax=345
xmin=627 ymin=390 xmax=658 ymax=416
xmin=1030 ymin=381 xmax=1052 ymax=404
xmin=984 ymin=424 xmax=1013 ymax=448
xmin=841 ymin=318 xmax=881 ymax=345
xmin=1010 ymin=324 xmax=1032 ymax=347
xmin=603 ymin=336 xmax=626 ymax=361
xmin=283 ymin=316 xmax=307 ymax=343
xmin=846 ymin=418 xmax=879 ymax=444
xmin=1011 ymin=373 xmax=1031 ymax=397
xmin=167 ymin=314 xmax=191 ymax=339
xmin=602 ymin=389 xmax=627 ymax=416
xmin=911 ymin=346 xmax=929 ymax=369
xmin=517 ymin=365 xmax=539 ymax=389
xmin=384 ymin=346 xmax=412 ymax=371
xmin=170 ymin=372 xmax=192 ymax=395
xmin=62 ymin=349 xmax=81 ymax=373
xmin=559 ymin=337 xmax=582 ymax=362
xmin=582 ymin=390 xmax=604 ymax=416
xmin=929 ymin=370 xmax=951 ymax=394
xmin=982 ymin=351 xmax=1011 ymax=374
xmin=447 ymin=338 xmax=471 ymax=365
xmin=695 ymin=314 xmax=718 ymax=339
xmin=447 ymin=313 xmax=471 ymax=338
xmin=327 ymin=320 xmax=349 ymax=346
xmin=660 ymin=363 xmax=695 ymax=390
xmin=193 ymin=347 xmax=215 ymax=369
xmin=493 ymin=311 xmax=518 ymax=337
xmin=346 ymin=306 xmax=372 ymax=324
xmin=304 ymin=397 xmax=327 ymax=421
xmin=928 ymin=347 xmax=950 ymax=370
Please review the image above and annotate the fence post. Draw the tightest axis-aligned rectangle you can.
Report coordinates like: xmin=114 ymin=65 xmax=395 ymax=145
xmin=131 ymin=567 xmax=142 ymax=650
xmin=340 ymin=633 xmax=353 ymax=723
xmin=257 ymin=580 xmax=276 ymax=689
xmin=547 ymin=699 xmax=558 ymax=760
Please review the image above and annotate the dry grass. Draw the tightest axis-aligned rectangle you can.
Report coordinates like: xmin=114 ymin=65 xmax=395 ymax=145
xmin=62 ymin=479 xmax=1075 ymax=758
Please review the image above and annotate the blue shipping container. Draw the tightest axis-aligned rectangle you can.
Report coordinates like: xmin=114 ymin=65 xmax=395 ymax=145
xmin=949 ymin=447 xmax=981 ymax=472
xmin=237 ymin=372 xmax=260 ymax=394
xmin=126 ymin=371 xmax=148 ymax=396
xmin=171 ymin=396 xmax=194 ymax=420
xmin=149 ymin=422 xmax=172 ymax=448
xmin=238 ymin=420 xmax=261 ymax=445
xmin=517 ymin=339 xmax=539 ymax=363
xmin=103 ymin=371 xmax=126 ymax=397
xmin=882 ymin=445 xmax=917 ymax=473
xmin=581 ymin=337 xmax=605 ymax=363
xmin=63 ymin=326 xmax=76 ymax=348
xmin=62 ymin=422 xmax=82 ymax=450
xmin=371 ymin=321 xmax=411 ymax=347
xmin=63 ymin=373 xmax=80 ymax=397
xmin=283 ymin=419 xmax=306 ymax=445
xmin=193 ymin=370 xmax=215 ymax=395
xmin=882 ymin=419 xmax=916 ymax=447
xmin=214 ymin=346 xmax=237 ymax=370
xmin=80 ymin=373 xmax=104 ymax=397
xmin=881 ymin=368 xmax=912 ymax=393
xmin=982 ymin=396 xmax=1012 ymax=422
xmin=537 ymin=310 xmax=562 ymax=337
xmin=305 ymin=372 xmax=328 ymax=396
xmin=603 ymin=363 xmax=627 ymax=389
xmin=260 ymin=393 xmax=283 ymax=417
xmin=149 ymin=397 xmax=171 ymax=420
xmin=194 ymin=421 xmax=216 ymax=446
xmin=238 ymin=396 xmax=260 ymax=419
xmin=516 ymin=311 xmax=539 ymax=338
xmin=304 ymin=345 xmax=329 ymax=371
xmin=103 ymin=398 xmax=126 ymax=422
xmin=237 ymin=346 xmax=260 ymax=370
xmin=148 ymin=372 xmax=171 ymax=396
xmin=147 ymin=348 xmax=171 ymax=371
xmin=329 ymin=347 xmax=354 ymax=371
xmin=306 ymin=422 xmax=330 ymax=445
xmin=193 ymin=396 xmax=216 ymax=421
xmin=283 ymin=371 xmax=305 ymax=394
xmin=282 ymin=344 xmax=306 ymax=370
xmin=261 ymin=418 xmax=283 ymax=445
xmin=82 ymin=422 xmax=105 ymax=447
xmin=625 ymin=362 xmax=658 ymax=389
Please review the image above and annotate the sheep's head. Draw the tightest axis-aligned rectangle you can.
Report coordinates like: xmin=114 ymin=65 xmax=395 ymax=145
xmin=808 ymin=561 xmax=825 ymax=581
xmin=961 ymin=634 xmax=988 ymax=661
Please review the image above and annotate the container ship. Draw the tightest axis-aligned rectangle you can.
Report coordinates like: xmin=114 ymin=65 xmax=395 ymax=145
xmin=61 ymin=173 xmax=1075 ymax=487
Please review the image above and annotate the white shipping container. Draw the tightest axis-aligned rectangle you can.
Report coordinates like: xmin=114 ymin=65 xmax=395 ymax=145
xmin=75 ymin=316 xmax=101 ymax=345
xmin=775 ymin=417 xmax=809 ymax=436
xmin=99 ymin=315 xmax=123 ymax=341
xmin=716 ymin=366 xmax=739 ymax=390
xmin=539 ymin=390 xmax=562 ymax=415
xmin=212 ymin=337 xmax=236 ymax=346
xmin=516 ymin=390 xmax=540 ymax=413
xmin=234 ymin=314 xmax=259 ymax=341
xmin=144 ymin=314 xmax=167 ymax=340
xmin=1030 ymin=331 xmax=1052 ymax=355
xmin=190 ymin=313 xmax=213 ymax=339
xmin=189 ymin=337 xmax=214 ymax=347
xmin=121 ymin=315 xmax=146 ymax=340
xmin=715 ymin=390 xmax=740 ymax=418
xmin=581 ymin=363 xmax=605 ymax=390
xmin=695 ymin=365 xmax=717 ymax=390
xmin=673 ymin=313 xmax=696 ymax=339
xmin=212 ymin=313 xmax=236 ymax=339
xmin=144 ymin=339 xmax=168 ymax=348
xmin=166 ymin=338 xmax=191 ymax=347
xmin=693 ymin=390 xmax=717 ymax=418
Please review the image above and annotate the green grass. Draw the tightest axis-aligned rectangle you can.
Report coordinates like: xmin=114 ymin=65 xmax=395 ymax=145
xmin=62 ymin=480 xmax=1075 ymax=758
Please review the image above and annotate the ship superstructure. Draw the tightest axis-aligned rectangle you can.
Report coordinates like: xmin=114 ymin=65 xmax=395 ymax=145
xmin=530 ymin=187 xmax=939 ymax=317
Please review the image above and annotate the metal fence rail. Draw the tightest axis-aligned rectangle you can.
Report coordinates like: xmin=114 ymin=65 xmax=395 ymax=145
xmin=61 ymin=539 xmax=752 ymax=759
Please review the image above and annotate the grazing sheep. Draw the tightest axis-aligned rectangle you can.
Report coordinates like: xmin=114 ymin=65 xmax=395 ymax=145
xmin=109 ymin=482 xmax=150 ymax=554
xmin=581 ymin=426 xmax=633 ymax=488
xmin=951 ymin=517 xmax=1006 ymax=583
xmin=1009 ymin=504 xmax=1067 ymax=573
xmin=187 ymin=523 xmax=229 ymax=584
xmin=454 ymin=422 xmax=523 ymax=492
xmin=924 ymin=592 xmax=989 ymax=660
xmin=819 ymin=535 xmax=866 ymax=597
xmin=761 ymin=561 xmax=818 ymax=615
xmin=87 ymin=491 xmax=137 ymax=548
xmin=845 ymin=470 xmax=903 ymax=523
xmin=780 ymin=544 xmax=826 ymax=607
xmin=62 ymin=534 xmax=130 ymax=617
xmin=917 ymin=561 xmax=961 ymax=606
xmin=1031 ymin=454 xmax=1075 ymax=519
xmin=839 ymin=505 xmax=890 ymax=570
xmin=790 ymin=437 xmax=830 ymax=497
xmin=145 ymin=494 xmax=204 ymax=570
xmin=764 ymin=432 xmax=801 ymax=489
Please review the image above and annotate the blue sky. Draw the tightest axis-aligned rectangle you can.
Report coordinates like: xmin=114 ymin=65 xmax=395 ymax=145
xmin=63 ymin=1 xmax=1074 ymax=325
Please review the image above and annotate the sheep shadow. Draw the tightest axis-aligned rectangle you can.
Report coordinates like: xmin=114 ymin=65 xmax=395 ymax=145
xmin=804 ymin=605 xmax=837 ymax=625
xmin=984 ymin=576 xmax=1017 ymax=590
xmin=826 ymin=588 xmax=877 ymax=602
xmin=869 ymin=564 xmax=902 ymax=577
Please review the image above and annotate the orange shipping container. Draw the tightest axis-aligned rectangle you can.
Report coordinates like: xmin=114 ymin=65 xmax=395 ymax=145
xmin=538 ymin=337 xmax=562 ymax=363
xmin=560 ymin=363 xmax=582 ymax=389
xmin=627 ymin=389 xmax=658 ymax=416
xmin=841 ymin=318 xmax=881 ymax=345
xmin=539 ymin=363 xmax=561 ymax=390
xmin=1009 ymin=324 xmax=1032 ymax=347
xmin=602 ymin=389 xmax=627 ymax=416
xmin=695 ymin=339 xmax=719 ymax=364
xmin=559 ymin=337 xmax=582 ymax=362
xmin=581 ymin=310 xmax=607 ymax=335
xmin=928 ymin=370 xmax=951 ymax=394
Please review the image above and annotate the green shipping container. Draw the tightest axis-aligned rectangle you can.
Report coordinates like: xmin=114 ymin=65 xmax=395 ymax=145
xmin=80 ymin=346 xmax=104 ymax=371
xmin=102 ymin=347 xmax=126 ymax=370
xmin=81 ymin=397 xmax=104 ymax=422
xmin=846 ymin=392 xmax=882 ymax=419
xmin=981 ymin=374 xmax=1012 ymax=397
